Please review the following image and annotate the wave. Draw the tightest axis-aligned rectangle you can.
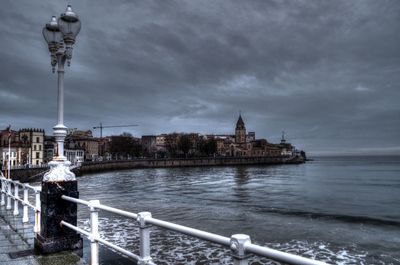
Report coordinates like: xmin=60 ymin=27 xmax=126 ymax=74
xmin=254 ymin=207 xmax=400 ymax=227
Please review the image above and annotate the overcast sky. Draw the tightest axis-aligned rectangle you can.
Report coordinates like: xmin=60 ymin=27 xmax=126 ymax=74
xmin=1 ymin=0 xmax=399 ymax=155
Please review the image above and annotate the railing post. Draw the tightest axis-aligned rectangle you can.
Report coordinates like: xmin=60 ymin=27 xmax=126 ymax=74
xmin=0 ymin=179 xmax=5 ymax=206
xmin=13 ymin=182 xmax=19 ymax=216
xmin=22 ymin=185 xmax=29 ymax=223
xmin=34 ymin=189 xmax=41 ymax=233
xmin=137 ymin=212 xmax=154 ymax=265
xmin=6 ymin=181 xmax=12 ymax=210
xmin=89 ymin=200 xmax=100 ymax=265
xmin=230 ymin=234 xmax=251 ymax=265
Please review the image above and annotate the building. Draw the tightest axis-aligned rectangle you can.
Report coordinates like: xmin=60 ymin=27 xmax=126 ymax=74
xmin=0 ymin=128 xmax=18 ymax=169
xmin=64 ymin=148 xmax=85 ymax=165
xmin=279 ymin=131 xmax=294 ymax=156
xmin=43 ymin=136 xmax=56 ymax=163
xmin=18 ymin=129 xmax=45 ymax=165
xmin=211 ymin=115 xmax=296 ymax=158
xmin=156 ymin=134 xmax=166 ymax=151
xmin=247 ymin=132 xmax=256 ymax=142
xmin=141 ymin=135 xmax=157 ymax=157
xmin=0 ymin=146 xmax=18 ymax=168
xmin=66 ymin=130 xmax=99 ymax=161
xmin=235 ymin=115 xmax=246 ymax=144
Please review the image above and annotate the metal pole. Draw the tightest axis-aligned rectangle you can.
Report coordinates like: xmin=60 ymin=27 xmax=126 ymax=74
xmin=34 ymin=189 xmax=41 ymax=233
xmin=54 ymin=54 xmax=67 ymax=159
xmin=230 ymin=234 xmax=251 ymax=265
xmin=22 ymin=185 xmax=29 ymax=223
xmin=6 ymin=181 xmax=12 ymax=210
xmin=8 ymin=137 xmax=11 ymax=179
xmin=0 ymin=179 xmax=5 ymax=206
xmin=57 ymin=55 xmax=65 ymax=128
xmin=13 ymin=182 xmax=19 ymax=216
xmin=89 ymin=200 xmax=100 ymax=265
xmin=137 ymin=212 xmax=154 ymax=265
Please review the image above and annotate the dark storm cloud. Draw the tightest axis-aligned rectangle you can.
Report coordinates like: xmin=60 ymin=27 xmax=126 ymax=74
xmin=1 ymin=0 xmax=399 ymax=155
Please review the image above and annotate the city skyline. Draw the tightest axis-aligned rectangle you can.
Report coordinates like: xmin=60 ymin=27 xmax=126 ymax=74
xmin=1 ymin=1 xmax=399 ymax=156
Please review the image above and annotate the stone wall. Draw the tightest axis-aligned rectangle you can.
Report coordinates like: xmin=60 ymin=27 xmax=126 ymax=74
xmin=10 ymin=167 xmax=49 ymax=182
xmin=76 ymin=156 xmax=304 ymax=175
xmin=9 ymin=156 xmax=304 ymax=182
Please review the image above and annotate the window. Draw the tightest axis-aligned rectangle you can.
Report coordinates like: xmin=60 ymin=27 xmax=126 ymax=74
xmin=33 ymin=145 xmax=36 ymax=151
xmin=39 ymin=145 xmax=42 ymax=151
xmin=36 ymin=152 xmax=40 ymax=159
xmin=36 ymin=137 xmax=40 ymax=143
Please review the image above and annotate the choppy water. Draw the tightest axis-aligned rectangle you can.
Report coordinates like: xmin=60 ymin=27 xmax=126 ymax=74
xmin=77 ymin=156 xmax=400 ymax=264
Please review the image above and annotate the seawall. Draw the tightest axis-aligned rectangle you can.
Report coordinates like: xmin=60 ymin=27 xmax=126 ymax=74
xmin=9 ymin=167 xmax=49 ymax=182
xmin=8 ymin=156 xmax=304 ymax=182
xmin=75 ymin=156 xmax=304 ymax=175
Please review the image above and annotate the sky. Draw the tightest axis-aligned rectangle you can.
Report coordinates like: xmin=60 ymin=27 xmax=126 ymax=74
xmin=0 ymin=0 xmax=399 ymax=156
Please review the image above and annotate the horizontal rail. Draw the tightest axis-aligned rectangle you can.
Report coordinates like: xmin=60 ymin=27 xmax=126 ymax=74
xmin=5 ymin=193 xmax=36 ymax=210
xmin=62 ymin=195 xmax=327 ymax=265
xmin=61 ymin=220 xmax=141 ymax=261
xmin=61 ymin=195 xmax=89 ymax=206
xmin=0 ymin=177 xmax=41 ymax=192
xmin=0 ymin=176 xmax=41 ymax=233
xmin=246 ymin=243 xmax=327 ymax=265
xmin=61 ymin=220 xmax=91 ymax=237
xmin=62 ymin=195 xmax=138 ymax=219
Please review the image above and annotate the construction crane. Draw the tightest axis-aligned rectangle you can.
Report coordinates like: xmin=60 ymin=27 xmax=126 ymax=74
xmin=93 ymin=123 xmax=138 ymax=138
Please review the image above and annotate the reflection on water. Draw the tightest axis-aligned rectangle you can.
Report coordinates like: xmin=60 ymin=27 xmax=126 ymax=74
xmin=233 ymin=166 xmax=250 ymax=200
xmin=77 ymin=156 xmax=400 ymax=264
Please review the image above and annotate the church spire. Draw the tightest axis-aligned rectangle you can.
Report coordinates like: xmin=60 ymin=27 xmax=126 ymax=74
xmin=236 ymin=112 xmax=245 ymax=129
xmin=235 ymin=113 xmax=246 ymax=144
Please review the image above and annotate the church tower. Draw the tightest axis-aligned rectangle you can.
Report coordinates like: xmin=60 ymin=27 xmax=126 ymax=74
xmin=281 ymin=131 xmax=286 ymax=144
xmin=235 ymin=114 xmax=246 ymax=144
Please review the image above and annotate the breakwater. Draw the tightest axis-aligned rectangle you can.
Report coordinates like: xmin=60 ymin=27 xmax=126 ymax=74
xmin=75 ymin=156 xmax=304 ymax=175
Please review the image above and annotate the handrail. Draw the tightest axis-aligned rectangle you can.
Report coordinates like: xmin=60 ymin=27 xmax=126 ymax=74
xmin=62 ymin=195 xmax=138 ymax=219
xmin=0 ymin=176 xmax=41 ymax=233
xmin=61 ymin=195 xmax=328 ymax=265
xmin=60 ymin=220 xmax=142 ymax=262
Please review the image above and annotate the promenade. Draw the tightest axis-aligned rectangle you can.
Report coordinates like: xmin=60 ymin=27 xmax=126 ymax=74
xmin=0 ymin=205 xmax=85 ymax=265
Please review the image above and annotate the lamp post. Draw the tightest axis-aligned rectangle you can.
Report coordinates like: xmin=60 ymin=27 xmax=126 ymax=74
xmin=42 ymin=5 xmax=81 ymax=182
xmin=35 ymin=5 xmax=83 ymax=254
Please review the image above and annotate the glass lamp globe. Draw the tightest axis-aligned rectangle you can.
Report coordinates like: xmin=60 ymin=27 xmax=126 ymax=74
xmin=58 ymin=5 xmax=81 ymax=45
xmin=42 ymin=16 xmax=62 ymax=52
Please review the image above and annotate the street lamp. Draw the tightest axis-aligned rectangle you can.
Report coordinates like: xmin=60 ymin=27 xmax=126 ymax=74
xmin=42 ymin=5 xmax=81 ymax=182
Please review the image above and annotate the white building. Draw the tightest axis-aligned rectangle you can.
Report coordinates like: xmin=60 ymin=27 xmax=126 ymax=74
xmin=64 ymin=148 xmax=85 ymax=165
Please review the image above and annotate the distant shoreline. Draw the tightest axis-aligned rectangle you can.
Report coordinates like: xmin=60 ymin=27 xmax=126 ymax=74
xmin=73 ymin=156 xmax=305 ymax=176
xmin=10 ymin=156 xmax=305 ymax=182
xmin=308 ymin=154 xmax=400 ymax=158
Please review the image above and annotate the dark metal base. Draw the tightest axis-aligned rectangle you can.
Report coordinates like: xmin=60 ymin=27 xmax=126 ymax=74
xmin=34 ymin=233 xmax=82 ymax=254
xmin=34 ymin=180 xmax=83 ymax=254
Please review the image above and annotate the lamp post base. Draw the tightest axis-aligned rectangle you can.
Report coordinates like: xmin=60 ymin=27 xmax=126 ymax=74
xmin=34 ymin=180 xmax=82 ymax=254
xmin=43 ymin=160 xmax=75 ymax=182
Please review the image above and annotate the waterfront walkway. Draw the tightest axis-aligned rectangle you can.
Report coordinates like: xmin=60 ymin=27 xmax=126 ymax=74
xmin=0 ymin=205 xmax=86 ymax=265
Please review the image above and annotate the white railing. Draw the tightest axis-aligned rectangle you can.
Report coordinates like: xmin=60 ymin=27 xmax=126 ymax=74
xmin=0 ymin=174 xmax=41 ymax=234
xmin=61 ymin=195 xmax=329 ymax=265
